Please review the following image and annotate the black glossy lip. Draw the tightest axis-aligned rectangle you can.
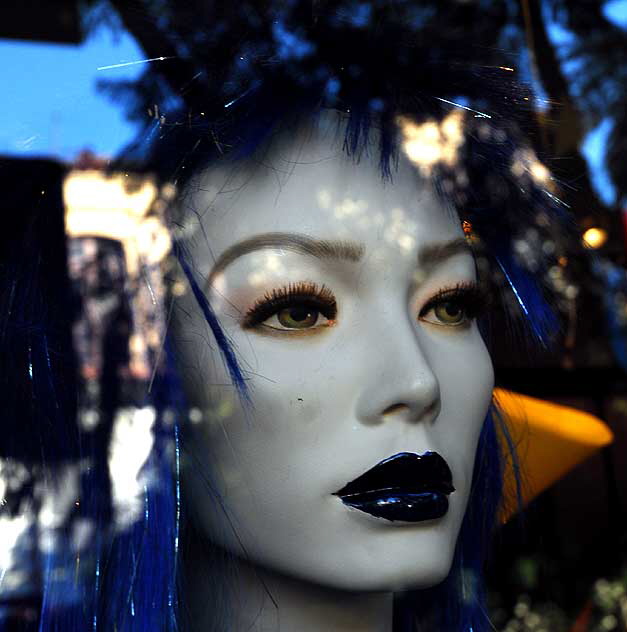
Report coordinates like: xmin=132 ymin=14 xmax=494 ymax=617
xmin=334 ymin=451 xmax=455 ymax=498
xmin=333 ymin=452 xmax=455 ymax=523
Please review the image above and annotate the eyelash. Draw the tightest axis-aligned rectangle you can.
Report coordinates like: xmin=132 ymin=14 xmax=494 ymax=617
xmin=418 ymin=281 xmax=488 ymax=324
xmin=242 ymin=282 xmax=337 ymax=330
xmin=241 ymin=280 xmax=488 ymax=331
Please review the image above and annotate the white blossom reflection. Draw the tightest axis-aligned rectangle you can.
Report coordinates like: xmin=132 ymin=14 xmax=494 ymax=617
xmin=108 ymin=406 xmax=156 ymax=530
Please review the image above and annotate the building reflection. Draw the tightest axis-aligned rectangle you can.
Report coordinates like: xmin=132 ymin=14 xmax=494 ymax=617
xmin=0 ymin=164 xmax=174 ymax=627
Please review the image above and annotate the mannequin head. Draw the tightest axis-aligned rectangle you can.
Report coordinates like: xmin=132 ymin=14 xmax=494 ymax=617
xmin=7 ymin=6 xmax=573 ymax=630
xmin=8 ymin=97 xmax=562 ymax=632
xmin=172 ymin=112 xmax=494 ymax=592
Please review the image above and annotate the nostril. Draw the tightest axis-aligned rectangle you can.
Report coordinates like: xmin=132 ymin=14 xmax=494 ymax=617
xmin=381 ymin=399 xmax=440 ymax=422
xmin=423 ymin=398 xmax=440 ymax=422
xmin=382 ymin=403 xmax=410 ymax=417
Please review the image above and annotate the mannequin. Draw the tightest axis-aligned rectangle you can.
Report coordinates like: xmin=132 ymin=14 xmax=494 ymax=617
xmin=172 ymin=112 xmax=493 ymax=631
xmin=16 ymin=106 xmax=562 ymax=632
xmin=1 ymin=4 xmax=578 ymax=631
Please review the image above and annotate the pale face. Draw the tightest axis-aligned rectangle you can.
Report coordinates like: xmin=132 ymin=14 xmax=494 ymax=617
xmin=172 ymin=117 xmax=494 ymax=592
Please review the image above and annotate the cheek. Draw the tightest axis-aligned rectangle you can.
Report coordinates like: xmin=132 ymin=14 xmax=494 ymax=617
xmin=179 ymin=340 xmax=335 ymax=498
xmin=179 ymin=378 xmax=342 ymax=570
xmin=427 ymin=329 xmax=494 ymax=495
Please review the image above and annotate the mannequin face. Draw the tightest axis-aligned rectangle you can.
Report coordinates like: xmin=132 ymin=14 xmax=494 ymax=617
xmin=173 ymin=117 xmax=494 ymax=592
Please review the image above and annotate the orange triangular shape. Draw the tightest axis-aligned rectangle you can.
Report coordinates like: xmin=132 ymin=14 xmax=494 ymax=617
xmin=494 ymin=388 xmax=613 ymax=522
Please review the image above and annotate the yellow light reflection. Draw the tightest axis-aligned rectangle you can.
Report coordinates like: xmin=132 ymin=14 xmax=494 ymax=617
xmin=64 ymin=170 xmax=158 ymax=218
xmin=510 ymin=148 xmax=553 ymax=189
xmin=63 ymin=170 xmax=172 ymax=275
xmin=582 ymin=227 xmax=608 ymax=249
xmin=397 ymin=110 xmax=465 ymax=175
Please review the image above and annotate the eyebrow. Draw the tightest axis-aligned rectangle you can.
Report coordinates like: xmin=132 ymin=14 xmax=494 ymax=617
xmin=206 ymin=232 xmax=472 ymax=287
xmin=206 ymin=232 xmax=365 ymax=287
xmin=418 ymin=238 xmax=472 ymax=271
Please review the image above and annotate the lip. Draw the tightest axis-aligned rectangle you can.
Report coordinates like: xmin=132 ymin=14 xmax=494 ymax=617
xmin=333 ymin=451 xmax=455 ymax=523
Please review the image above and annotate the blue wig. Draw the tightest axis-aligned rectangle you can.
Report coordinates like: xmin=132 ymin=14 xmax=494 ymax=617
xmin=0 ymin=2 xmax=577 ymax=631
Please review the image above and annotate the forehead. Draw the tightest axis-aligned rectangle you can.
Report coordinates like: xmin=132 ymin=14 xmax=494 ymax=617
xmin=187 ymin=122 xmax=463 ymax=262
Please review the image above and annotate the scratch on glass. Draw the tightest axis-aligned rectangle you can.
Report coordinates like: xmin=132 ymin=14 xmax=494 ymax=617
xmin=142 ymin=268 xmax=157 ymax=306
xmin=148 ymin=296 xmax=175 ymax=394
xmin=93 ymin=556 xmax=100 ymax=632
xmin=97 ymin=56 xmax=176 ymax=71
xmin=433 ymin=97 xmax=491 ymax=119
xmin=543 ymin=190 xmax=571 ymax=208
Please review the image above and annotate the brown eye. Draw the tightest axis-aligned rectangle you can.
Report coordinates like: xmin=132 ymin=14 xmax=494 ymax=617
xmin=418 ymin=283 xmax=485 ymax=328
xmin=242 ymin=282 xmax=337 ymax=333
xmin=276 ymin=306 xmax=320 ymax=329
xmin=433 ymin=301 xmax=465 ymax=325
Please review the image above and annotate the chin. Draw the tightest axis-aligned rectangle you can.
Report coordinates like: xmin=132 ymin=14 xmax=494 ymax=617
xmin=387 ymin=556 xmax=454 ymax=592
xmin=275 ymin=528 xmax=459 ymax=594
xmin=306 ymin=557 xmax=455 ymax=594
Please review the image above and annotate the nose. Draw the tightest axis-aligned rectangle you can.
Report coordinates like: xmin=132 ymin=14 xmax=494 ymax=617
xmin=354 ymin=328 xmax=441 ymax=426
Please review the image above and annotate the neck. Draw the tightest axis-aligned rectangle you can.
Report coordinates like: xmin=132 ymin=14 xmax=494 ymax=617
xmin=185 ymin=541 xmax=394 ymax=632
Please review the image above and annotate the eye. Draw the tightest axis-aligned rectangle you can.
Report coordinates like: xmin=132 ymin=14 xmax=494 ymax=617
xmin=266 ymin=304 xmax=328 ymax=330
xmin=431 ymin=300 xmax=466 ymax=325
xmin=242 ymin=282 xmax=337 ymax=333
xmin=418 ymin=282 xmax=486 ymax=328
